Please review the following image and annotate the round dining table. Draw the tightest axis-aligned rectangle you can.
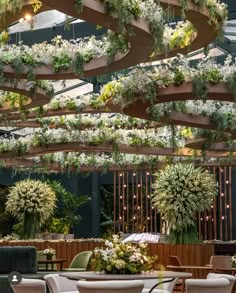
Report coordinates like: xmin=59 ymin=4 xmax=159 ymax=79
xmin=60 ymin=270 xmax=192 ymax=293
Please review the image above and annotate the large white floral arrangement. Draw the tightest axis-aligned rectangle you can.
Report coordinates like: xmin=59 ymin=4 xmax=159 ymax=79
xmin=5 ymin=179 xmax=56 ymax=225
xmin=93 ymin=234 xmax=154 ymax=274
xmin=152 ymin=163 xmax=217 ymax=244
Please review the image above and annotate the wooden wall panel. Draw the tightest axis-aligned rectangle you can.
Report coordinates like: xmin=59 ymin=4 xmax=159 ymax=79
xmin=0 ymin=241 xmax=214 ymax=270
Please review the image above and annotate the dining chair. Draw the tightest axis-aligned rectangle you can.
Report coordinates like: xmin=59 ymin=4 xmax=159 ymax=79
xmin=11 ymin=278 xmax=46 ymax=293
xmin=44 ymin=273 xmax=78 ymax=293
xmin=63 ymin=251 xmax=93 ymax=271
xmin=168 ymin=256 xmax=182 ymax=267
xmin=76 ymin=280 xmax=144 ymax=293
xmin=207 ymin=255 xmax=232 ymax=269
xmin=207 ymin=272 xmax=236 ymax=292
xmin=185 ymin=277 xmax=231 ymax=293
xmin=167 ymin=256 xmax=184 ymax=292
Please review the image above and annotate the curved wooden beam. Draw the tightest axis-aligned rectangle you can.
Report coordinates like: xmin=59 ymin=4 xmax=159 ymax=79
xmin=0 ymin=142 xmax=234 ymax=160
xmin=0 ymin=80 xmax=50 ymax=113
xmin=1 ymin=0 xmax=217 ymax=79
xmin=123 ymin=82 xmax=233 ymax=119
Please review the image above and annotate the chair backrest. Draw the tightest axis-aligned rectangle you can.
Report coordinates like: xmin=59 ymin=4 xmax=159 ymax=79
xmin=207 ymin=272 xmax=236 ymax=292
xmin=69 ymin=251 xmax=93 ymax=269
xmin=44 ymin=273 xmax=77 ymax=293
xmin=168 ymin=256 xmax=182 ymax=266
xmin=37 ymin=251 xmax=57 ymax=271
xmin=185 ymin=278 xmax=231 ymax=293
xmin=11 ymin=278 xmax=46 ymax=293
xmin=0 ymin=246 xmax=37 ymax=274
xmin=209 ymin=255 xmax=232 ymax=269
xmin=77 ymin=280 xmax=144 ymax=293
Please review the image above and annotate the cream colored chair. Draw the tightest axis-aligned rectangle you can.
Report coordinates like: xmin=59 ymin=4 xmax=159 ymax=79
xmin=207 ymin=272 xmax=236 ymax=292
xmin=207 ymin=255 xmax=232 ymax=269
xmin=44 ymin=274 xmax=78 ymax=293
xmin=185 ymin=278 xmax=231 ymax=293
xmin=11 ymin=278 xmax=46 ymax=293
xmin=77 ymin=280 xmax=144 ymax=293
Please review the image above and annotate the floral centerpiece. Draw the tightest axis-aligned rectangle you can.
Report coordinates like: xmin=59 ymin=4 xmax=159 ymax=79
xmin=231 ymin=255 xmax=236 ymax=268
xmin=43 ymin=247 xmax=56 ymax=260
xmin=93 ymin=234 xmax=154 ymax=274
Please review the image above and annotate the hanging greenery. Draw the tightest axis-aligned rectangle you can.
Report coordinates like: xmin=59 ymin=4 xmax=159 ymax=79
xmin=152 ymin=163 xmax=217 ymax=244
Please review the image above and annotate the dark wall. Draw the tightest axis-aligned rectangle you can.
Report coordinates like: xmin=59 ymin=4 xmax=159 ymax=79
xmin=0 ymin=169 xmax=106 ymax=238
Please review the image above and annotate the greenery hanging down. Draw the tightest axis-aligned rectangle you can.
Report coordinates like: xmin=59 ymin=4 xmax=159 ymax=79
xmin=152 ymin=163 xmax=217 ymax=244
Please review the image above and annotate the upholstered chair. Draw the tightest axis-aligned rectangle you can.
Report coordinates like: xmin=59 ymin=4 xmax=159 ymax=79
xmin=76 ymin=280 xmax=144 ymax=293
xmin=63 ymin=251 xmax=93 ymax=271
xmin=185 ymin=278 xmax=231 ymax=293
xmin=44 ymin=274 xmax=78 ymax=293
xmin=207 ymin=272 xmax=236 ymax=292
xmin=11 ymin=278 xmax=46 ymax=293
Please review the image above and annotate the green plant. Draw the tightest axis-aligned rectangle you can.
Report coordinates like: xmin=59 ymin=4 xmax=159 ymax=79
xmin=43 ymin=180 xmax=90 ymax=234
xmin=0 ymin=185 xmax=16 ymax=236
xmin=152 ymin=163 xmax=217 ymax=244
xmin=227 ymin=72 xmax=236 ymax=98
xmin=192 ymin=74 xmax=208 ymax=100
xmin=5 ymin=179 xmax=56 ymax=239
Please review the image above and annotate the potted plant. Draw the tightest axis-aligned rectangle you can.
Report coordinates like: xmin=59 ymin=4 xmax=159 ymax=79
xmin=5 ymin=179 xmax=56 ymax=239
xmin=152 ymin=163 xmax=217 ymax=244
xmin=43 ymin=247 xmax=56 ymax=260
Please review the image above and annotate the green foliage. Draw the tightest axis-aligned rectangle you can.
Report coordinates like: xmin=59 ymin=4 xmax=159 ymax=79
xmin=205 ymin=68 xmax=223 ymax=84
xmin=105 ymin=32 xmax=129 ymax=57
xmin=53 ymin=54 xmax=71 ymax=72
xmin=192 ymin=74 xmax=208 ymax=100
xmin=168 ymin=225 xmax=200 ymax=244
xmin=104 ymin=0 xmax=141 ymax=34
xmin=226 ymin=72 xmax=236 ymax=98
xmin=173 ymin=69 xmax=185 ymax=86
xmin=74 ymin=53 xmax=85 ymax=76
xmin=74 ymin=0 xmax=83 ymax=13
xmin=152 ymin=163 xmax=217 ymax=244
xmin=43 ymin=180 xmax=90 ymax=233
xmin=0 ymin=186 xmax=16 ymax=236
xmin=210 ymin=112 xmax=236 ymax=131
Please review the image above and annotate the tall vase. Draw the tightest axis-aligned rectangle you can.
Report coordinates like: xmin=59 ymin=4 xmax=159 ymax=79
xmin=23 ymin=212 xmax=40 ymax=239
xmin=46 ymin=254 xmax=52 ymax=260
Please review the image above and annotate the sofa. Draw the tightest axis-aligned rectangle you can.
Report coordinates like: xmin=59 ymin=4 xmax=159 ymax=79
xmin=0 ymin=246 xmax=47 ymax=293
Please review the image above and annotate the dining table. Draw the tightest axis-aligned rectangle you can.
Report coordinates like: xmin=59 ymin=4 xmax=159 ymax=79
xmin=166 ymin=264 xmax=215 ymax=279
xmin=60 ymin=270 xmax=192 ymax=293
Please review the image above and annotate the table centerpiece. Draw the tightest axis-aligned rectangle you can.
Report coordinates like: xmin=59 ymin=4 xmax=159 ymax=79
xmin=43 ymin=247 xmax=56 ymax=260
xmin=93 ymin=234 xmax=154 ymax=274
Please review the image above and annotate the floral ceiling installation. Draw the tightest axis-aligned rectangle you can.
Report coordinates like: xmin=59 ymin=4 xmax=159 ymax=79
xmin=0 ymin=0 xmax=232 ymax=172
